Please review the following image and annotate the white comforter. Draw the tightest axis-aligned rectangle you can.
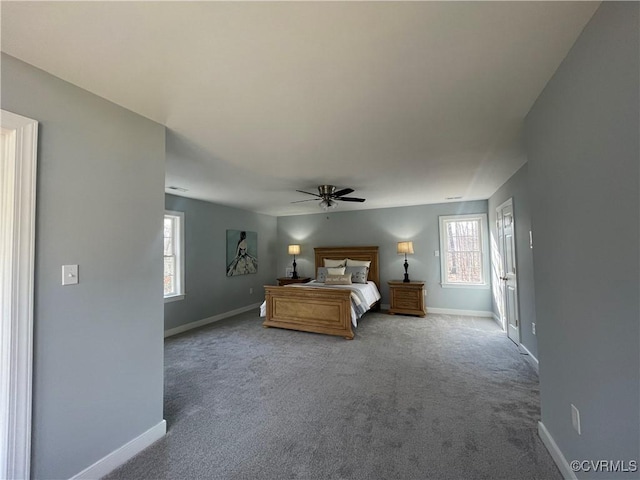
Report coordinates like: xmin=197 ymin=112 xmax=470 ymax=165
xmin=259 ymin=280 xmax=381 ymax=327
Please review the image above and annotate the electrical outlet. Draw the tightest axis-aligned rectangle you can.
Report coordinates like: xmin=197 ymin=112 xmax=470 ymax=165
xmin=434 ymin=250 xmax=440 ymax=257
xmin=249 ymin=287 xmax=253 ymax=294
xmin=571 ymin=404 xmax=581 ymax=435
xmin=532 ymin=323 xmax=536 ymax=335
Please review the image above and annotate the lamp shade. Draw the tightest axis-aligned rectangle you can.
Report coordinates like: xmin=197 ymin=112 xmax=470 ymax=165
xmin=397 ymin=241 xmax=414 ymax=255
xmin=288 ymin=244 xmax=301 ymax=255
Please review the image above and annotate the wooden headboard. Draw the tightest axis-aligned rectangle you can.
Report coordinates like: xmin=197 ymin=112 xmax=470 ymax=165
xmin=314 ymin=246 xmax=380 ymax=290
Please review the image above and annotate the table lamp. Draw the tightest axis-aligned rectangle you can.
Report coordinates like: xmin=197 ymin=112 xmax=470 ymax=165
xmin=288 ymin=244 xmax=301 ymax=279
xmin=397 ymin=241 xmax=414 ymax=282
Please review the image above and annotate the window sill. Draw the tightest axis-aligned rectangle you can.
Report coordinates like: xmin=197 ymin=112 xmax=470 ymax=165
xmin=164 ymin=294 xmax=185 ymax=303
xmin=440 ymin=283 xmax=490 ymax=290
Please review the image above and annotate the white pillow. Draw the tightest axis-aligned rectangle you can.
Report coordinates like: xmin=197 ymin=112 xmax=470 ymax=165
xmin=326 ymin=266 xmax=346 ymax=275
xmin=325 ymin=274 xmax=352 ymax=285
xmin=346 ymin=258 xmax=371 ymax=268
xmin=324 ymin=258 xmax=347 ymax=268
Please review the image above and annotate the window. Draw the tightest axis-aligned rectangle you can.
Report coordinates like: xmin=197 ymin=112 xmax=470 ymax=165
xmin=164 ymin=211 xmax=185 ymax=301
xmin=439 ymin=214 xmax=489 ymax=288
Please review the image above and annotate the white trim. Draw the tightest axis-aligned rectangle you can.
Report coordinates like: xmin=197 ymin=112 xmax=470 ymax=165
xmin=492 ymin=312 xmax=504 ymax=329
xmin=439 ymin=283 xmax=490 ymax=290
xmin=370 ymin=305 xmax=493 ymax=318
xmin=0 ymin=110 xmax=37 ymax=480
xmin=71 ymin=420 xmax=166 ymax=480
xmin=519 ymin=343 xmax=539 ymax=373
xmin=164 ymin=302 xmax=262 ymax=338
xmin=164 ymin=294 xmax=185 ymax=304
xmin=425 ymin=307 xmax=494 ymax=318
xmin=538 ymin=421 xmax=577 ymax=480
xmin=495 ymin=198 xmax=513 ymax=216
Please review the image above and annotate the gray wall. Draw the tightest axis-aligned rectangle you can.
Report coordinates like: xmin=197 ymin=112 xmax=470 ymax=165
xmin=525 ymin=3 xmax=639 ymax=475
xmin=1 ymin=55 xmax=166 ymax=478
xmin=164 ymin=194 xmax=277 ymax=332
xmin=277 ymin=201 xmax=492 ymax=312
xmin=488 ymin=163 xmax=538 ymax=359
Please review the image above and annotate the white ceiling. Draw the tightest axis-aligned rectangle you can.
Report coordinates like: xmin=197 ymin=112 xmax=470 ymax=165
xmin=1 ymin=1 xmax=599 ymax=216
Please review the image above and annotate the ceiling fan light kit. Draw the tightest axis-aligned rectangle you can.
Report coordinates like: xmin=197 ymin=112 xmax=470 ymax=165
xmin=319 ymin=199 xmax=337 ymax=211
xmin=293 ymin=185 xmax=365 ymax=211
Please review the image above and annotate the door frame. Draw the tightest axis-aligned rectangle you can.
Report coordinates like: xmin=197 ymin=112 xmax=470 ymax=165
xmin=496 ymin=198 xmax=520 ymax=345
xmin=0 ymin=110 xmax=38 ymax=480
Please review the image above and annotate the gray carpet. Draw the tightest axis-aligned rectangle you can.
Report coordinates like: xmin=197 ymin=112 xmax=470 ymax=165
xmin=104 ymin=311 xmax=561 ymax=480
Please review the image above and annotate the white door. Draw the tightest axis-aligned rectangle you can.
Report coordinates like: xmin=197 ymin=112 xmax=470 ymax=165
xmin=497 ymin=199 xmax=520 ymax=345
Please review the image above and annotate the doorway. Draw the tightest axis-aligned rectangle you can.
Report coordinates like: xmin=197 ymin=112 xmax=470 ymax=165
xmin=0 ymin=110 xmax=38 ymax=479
xmin=496 ymin=198 xmax=520 ymax=345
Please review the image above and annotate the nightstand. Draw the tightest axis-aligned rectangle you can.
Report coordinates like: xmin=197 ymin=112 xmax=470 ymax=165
xmin=388 ymin=281 xmax=426 ymax=317
xmin=277 ymin=277 xmax=311 ymax=286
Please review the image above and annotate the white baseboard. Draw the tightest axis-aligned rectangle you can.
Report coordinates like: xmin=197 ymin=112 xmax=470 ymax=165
xmin=380 ymin=303 xmax=494 ymax=318
xmin=538 ymin=421 xmax=577 ymax=480
xmin=71 ymin=420 xmax=166 ymax=480
xmin=492 ymin=313 xmax=504 ymax=329
xmin=519 ymin=343 xmax=539 ymax=373
xmin=426 ymin=307 xmax=494 ymax=318
xmin=380 ymin=305 xmax=494 ymax=318
xmin=165 ymin=302 xmax=262 ymax=338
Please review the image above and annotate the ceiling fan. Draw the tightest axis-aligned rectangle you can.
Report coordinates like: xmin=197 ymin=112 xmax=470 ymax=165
xmin=292 ymin=185 xmax=366 ymax=210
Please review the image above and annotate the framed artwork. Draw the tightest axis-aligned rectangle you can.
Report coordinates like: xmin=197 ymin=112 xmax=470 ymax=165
xmin=226 ymin=230 xmax=258 ymax=276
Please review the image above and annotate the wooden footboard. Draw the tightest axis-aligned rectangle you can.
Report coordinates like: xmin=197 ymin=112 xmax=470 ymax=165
xmin=263 ymin=286 xmax=355 ymax=339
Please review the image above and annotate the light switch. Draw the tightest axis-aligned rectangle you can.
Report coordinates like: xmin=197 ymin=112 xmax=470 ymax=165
xmin=434 ymin=250 xmax=440 ymax=257
xmin=62 ymin=265 xmax=79 ymax=286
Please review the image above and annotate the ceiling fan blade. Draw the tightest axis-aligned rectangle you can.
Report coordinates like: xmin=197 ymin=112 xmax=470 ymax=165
xmin=291 ymin=198 xmax=320 ymax=204
xmin=295 ymin=189 xmax=322 ymax=198
xmin=332 ymin=188 xmax=354 ymax=197
xmin=336 ymin=197 xmax=365 ymax=202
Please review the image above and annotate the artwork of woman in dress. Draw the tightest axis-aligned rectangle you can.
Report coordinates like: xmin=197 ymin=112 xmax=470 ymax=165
xmin=226 ymin=230 xmax=258 ymax=276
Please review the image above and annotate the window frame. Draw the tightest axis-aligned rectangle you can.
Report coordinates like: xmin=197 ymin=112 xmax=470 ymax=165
xmin=164 ymin=210 xmax=185 ymax=302
xmin=438 ymin=213 xmax=490 ymax=289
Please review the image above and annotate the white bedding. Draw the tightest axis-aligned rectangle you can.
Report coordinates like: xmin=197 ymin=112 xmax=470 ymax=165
xmin=259 ymin=280 xmax=381 ymax=327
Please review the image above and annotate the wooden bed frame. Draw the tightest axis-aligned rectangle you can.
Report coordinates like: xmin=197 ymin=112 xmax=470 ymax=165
xmin=263 ymin=246 xmax=380 ymax=339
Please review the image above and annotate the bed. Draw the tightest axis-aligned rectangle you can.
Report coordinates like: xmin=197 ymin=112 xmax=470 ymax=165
xmin=262 ymin=246 xmax=381 ymax=339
